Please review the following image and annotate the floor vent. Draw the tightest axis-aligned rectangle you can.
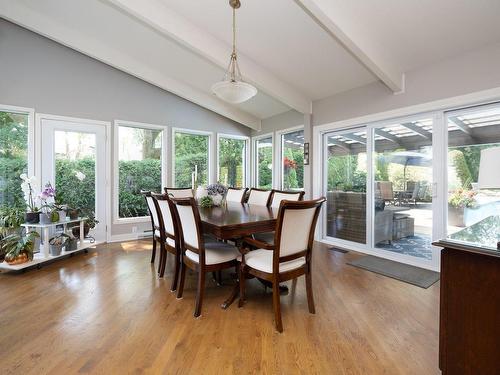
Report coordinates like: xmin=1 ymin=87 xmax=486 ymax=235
xmin=328 ymin=247 xmax=349 ymax=254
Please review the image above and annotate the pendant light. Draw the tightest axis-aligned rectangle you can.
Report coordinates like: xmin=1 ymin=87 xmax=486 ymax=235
xmin=211 ymin=0 xmax=257 ymax=104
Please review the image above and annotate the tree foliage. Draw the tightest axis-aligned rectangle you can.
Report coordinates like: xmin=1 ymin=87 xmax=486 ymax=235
xmin=174 ymin=133 xmax=209 ymax=187
xmin=218 ymin=138 xmax=245 ymax=187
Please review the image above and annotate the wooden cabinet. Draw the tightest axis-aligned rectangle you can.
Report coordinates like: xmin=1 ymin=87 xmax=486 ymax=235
xmin=439 ymin=247 xmax=500 ymax=374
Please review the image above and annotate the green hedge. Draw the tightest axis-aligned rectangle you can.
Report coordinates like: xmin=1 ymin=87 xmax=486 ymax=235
xmin=0 ymin=157 xmax=27 ymax=210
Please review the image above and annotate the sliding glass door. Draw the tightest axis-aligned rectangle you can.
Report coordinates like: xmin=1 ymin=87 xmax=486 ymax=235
xmin=372 ymin=118 xmax=434 ymax=261
xmin=323 ymin=114 xmax=441 ymax=268
xmin=325 ymin=128 xmax=368 ymax=244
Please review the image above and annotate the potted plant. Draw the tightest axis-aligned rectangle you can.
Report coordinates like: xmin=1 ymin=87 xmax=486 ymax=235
xmin=66 ymin=207 xmax=81 ymax=220
xmin=39 ymin=182 xmax=60 ymax=224
xmin=0 ymin=207 xmax=26 ymax=262
xmin=71 ymin=210 xmax=99 ymax=238
xmin=66 ymin=231 xmax=79 ymax=251
xmin=20 ymin=174 xmax=40 ymax=223
xmin=1 ymin=231 xmax=39 ymax=265
xmin=48 ymin=233 xmax=70 ymax=256
xmin=448 ymin=188 xmax=478 ymax=227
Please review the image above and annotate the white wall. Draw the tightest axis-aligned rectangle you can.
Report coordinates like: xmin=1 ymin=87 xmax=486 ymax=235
xmin=0 ymin=19 xmax=251 ymax=239
xmin=313 ymin=42 xmax=500 ymax=127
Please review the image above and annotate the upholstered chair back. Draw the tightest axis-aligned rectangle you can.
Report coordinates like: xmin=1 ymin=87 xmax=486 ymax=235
xmin=270 ymin=190 xmax=305 ymax=208
xmin=275 ymin=198 xmax=325 ymax=260
xmin=247 ymin=189 xmax=272 ymax=206
xmin=145 ymin=195 xmax=160 ymax=228
xmin=226 ymin=188 xmax=247 ymax=203
xmin=165 ymin=188 xmax=193 ymax=198
xmin=171 ymin=198 xmax=201 ymax=251
xmin=152 ymin=194 xmax=175 ymax=236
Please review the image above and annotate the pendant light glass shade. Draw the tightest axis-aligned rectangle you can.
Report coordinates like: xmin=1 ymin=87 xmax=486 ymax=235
xmin=212 ymin=0 xmax=257 ymax=104
xmin=212 ymin=80 xmax=257 ymax=104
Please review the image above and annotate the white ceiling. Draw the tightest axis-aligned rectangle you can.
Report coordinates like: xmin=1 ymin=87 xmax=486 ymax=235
xmin=2 ymin=0 xmax=500 ymax=129
xmin=161 ymin=0 xmax=377 ymax=101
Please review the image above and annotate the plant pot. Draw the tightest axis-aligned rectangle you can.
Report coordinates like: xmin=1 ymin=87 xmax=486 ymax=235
xmin=448 ymin=206 xmax=465 ymax=227
xmin=67 ymin=209 xmax=80 ymax=220
xmin=24 ymin=212 xmax=40 ymax=224
xmin=58 ymin=210 xmax=67 ymax=222
xmin=72 ymin=224 xmax=90 ymax=238
xmin=51 ymin=211 xmax=60 ymax=223
xmin=39 ymin=213 xmax=52 ymax=225
xmin=67 ymin=239 xmax=78 ymax=251
xmin=39 ymin=213 xmax=53 ymax=225
xmin=5 ymin=252 xmax=29 ymax=265
xmin=49 ymin=244 xmax=64 ymax=256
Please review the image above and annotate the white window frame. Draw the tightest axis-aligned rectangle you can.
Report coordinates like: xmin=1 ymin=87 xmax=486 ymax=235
xmin=216 ymin=133 xmax=250 ymax=187
xmin=313 ymin=88 xmax=500 ymax=272
xmin=171 ymin=127 xmax=213 ymax=187
xmin=251 ymin=132 xmax=274 ymax=188
xmin=276 ymin=125 xmax=305 ymax=190
xmin=0 ymin=104 xmax=35 ymax=178
xmin=113 ymin=120 xmax=167 ymax=224
xmin=36 ymin=112 xmax=112 ymax=242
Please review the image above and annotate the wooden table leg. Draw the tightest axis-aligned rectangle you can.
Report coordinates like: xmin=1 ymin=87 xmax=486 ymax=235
xmin=221 ymin=282 xmax=239 ymax=309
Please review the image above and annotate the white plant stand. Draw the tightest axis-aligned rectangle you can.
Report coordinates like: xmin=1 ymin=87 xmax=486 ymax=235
xmin=0 ymin=217 xmax=102 ymax=272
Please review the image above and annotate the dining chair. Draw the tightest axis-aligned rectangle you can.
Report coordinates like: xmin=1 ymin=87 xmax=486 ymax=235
xmin=151 ymin=193 xmax=181 ymax=290
xmin=164 ymin=187 xmax=194 ymax=198
xmin=253 ymin=190 xmax=305 ymax=243
xmin=247 ymin=188 xmax=272 ymax=206
xmin=239 ymin=197 xmax=326 ymax=332
xmin=225 ymin=187 xmax=248 ymax=203
xmin=269 ymin=189 xmax=305 ymax=207
xmin=171 ymin=197 xmax=240 ymax=317
xmin=141 ymin=190 xmax=161 ymax=273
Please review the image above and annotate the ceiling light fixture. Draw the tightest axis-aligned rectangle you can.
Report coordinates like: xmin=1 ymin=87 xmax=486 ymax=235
xmin=211 ymin=0 xmax=257 ymax=104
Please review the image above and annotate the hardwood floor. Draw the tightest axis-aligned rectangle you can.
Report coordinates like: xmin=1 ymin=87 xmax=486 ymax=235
xmin=0 ymin=240 xmax=440 ymax=374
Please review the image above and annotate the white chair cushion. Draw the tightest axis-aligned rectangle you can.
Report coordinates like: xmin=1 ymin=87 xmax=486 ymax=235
xmin=243 ymin=249 xmax=305 ymax=273
xmin=154 ymin=230 xmax=175 ymax=247
xmin=185 ymin=242 xmax=239 ymax=265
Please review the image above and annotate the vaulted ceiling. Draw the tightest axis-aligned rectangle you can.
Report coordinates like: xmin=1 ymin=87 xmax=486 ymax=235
xmin=2 ymin=0 xmax=500 ymax=130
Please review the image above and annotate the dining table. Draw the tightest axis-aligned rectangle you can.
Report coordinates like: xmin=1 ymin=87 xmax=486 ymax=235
xmin=198 ymin=201 xmax=279 ymax=309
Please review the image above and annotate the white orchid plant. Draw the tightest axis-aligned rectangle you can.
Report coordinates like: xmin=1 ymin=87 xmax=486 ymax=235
xmin=20 ymin=174 xmax=40 ymax=213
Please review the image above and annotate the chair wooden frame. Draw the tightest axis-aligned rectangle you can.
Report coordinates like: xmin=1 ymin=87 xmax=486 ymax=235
xmin=240 ymin=198 xmax=326 ymax=332
xmin=269 ymin=189 xmax=305 ymax=207
xmin=171 ymin=197 xmax=239 ymax=317
xmin=164 ymin=187 xmax=194 ymax=198
xmin=151 ymin=193 xmax=181 ymax=291
xmin=246 ymin=188 xmax=273 ymax=206
xmin=225 ymin=187 xmax=248 ymax=203
xmin=140 ymin=190 xmax=158 ymax=267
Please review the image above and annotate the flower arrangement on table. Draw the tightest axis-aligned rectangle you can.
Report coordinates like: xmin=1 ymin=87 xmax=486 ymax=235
xmin=196 ymin=183 xmax=228 ymax=207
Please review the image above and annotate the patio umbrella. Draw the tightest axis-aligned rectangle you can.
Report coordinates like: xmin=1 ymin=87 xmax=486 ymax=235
xmin=382 ymin=151 xmax=432 ymax=190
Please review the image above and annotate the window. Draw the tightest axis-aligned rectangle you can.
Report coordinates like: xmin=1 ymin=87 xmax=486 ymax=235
xmin=281 ymin=129 xmax=304 ymax=190
xmin=55 ymin=130 xmax=97 ymax=216
xmin=173 ymin=130 xmax=210 ymax=187
xmin=218 ymin=135 xmax=247 ymax=188
xmin=117 ymin=123 xmax=164 ymax=219
xmin=0 ymin=109 xmax=29 ymax=210
xmin=254 ymin=135 xmax=273 ymax=189
xmin=446 ymin=103 xmax=500 ymax=234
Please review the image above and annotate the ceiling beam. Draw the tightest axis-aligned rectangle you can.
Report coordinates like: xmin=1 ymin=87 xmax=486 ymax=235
xmin=401 ymin=123 xmax=432 ymax=140
xmin=374 ymin=129 xmax=402 ymax=145
xmin=342 ymin=134 xmax=366 ymax=144
xmin=0 ymin=0 xmax=262 ymax=130
xmin=327 ymin=139 xmax=351 ymax=151
xmin=294 ymin=0 xmax=405 ymax=93
xmin=448 ymin=117 xmax=475 ymax=136
xmin=107 ymin=0 xmax=312 ymax=114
